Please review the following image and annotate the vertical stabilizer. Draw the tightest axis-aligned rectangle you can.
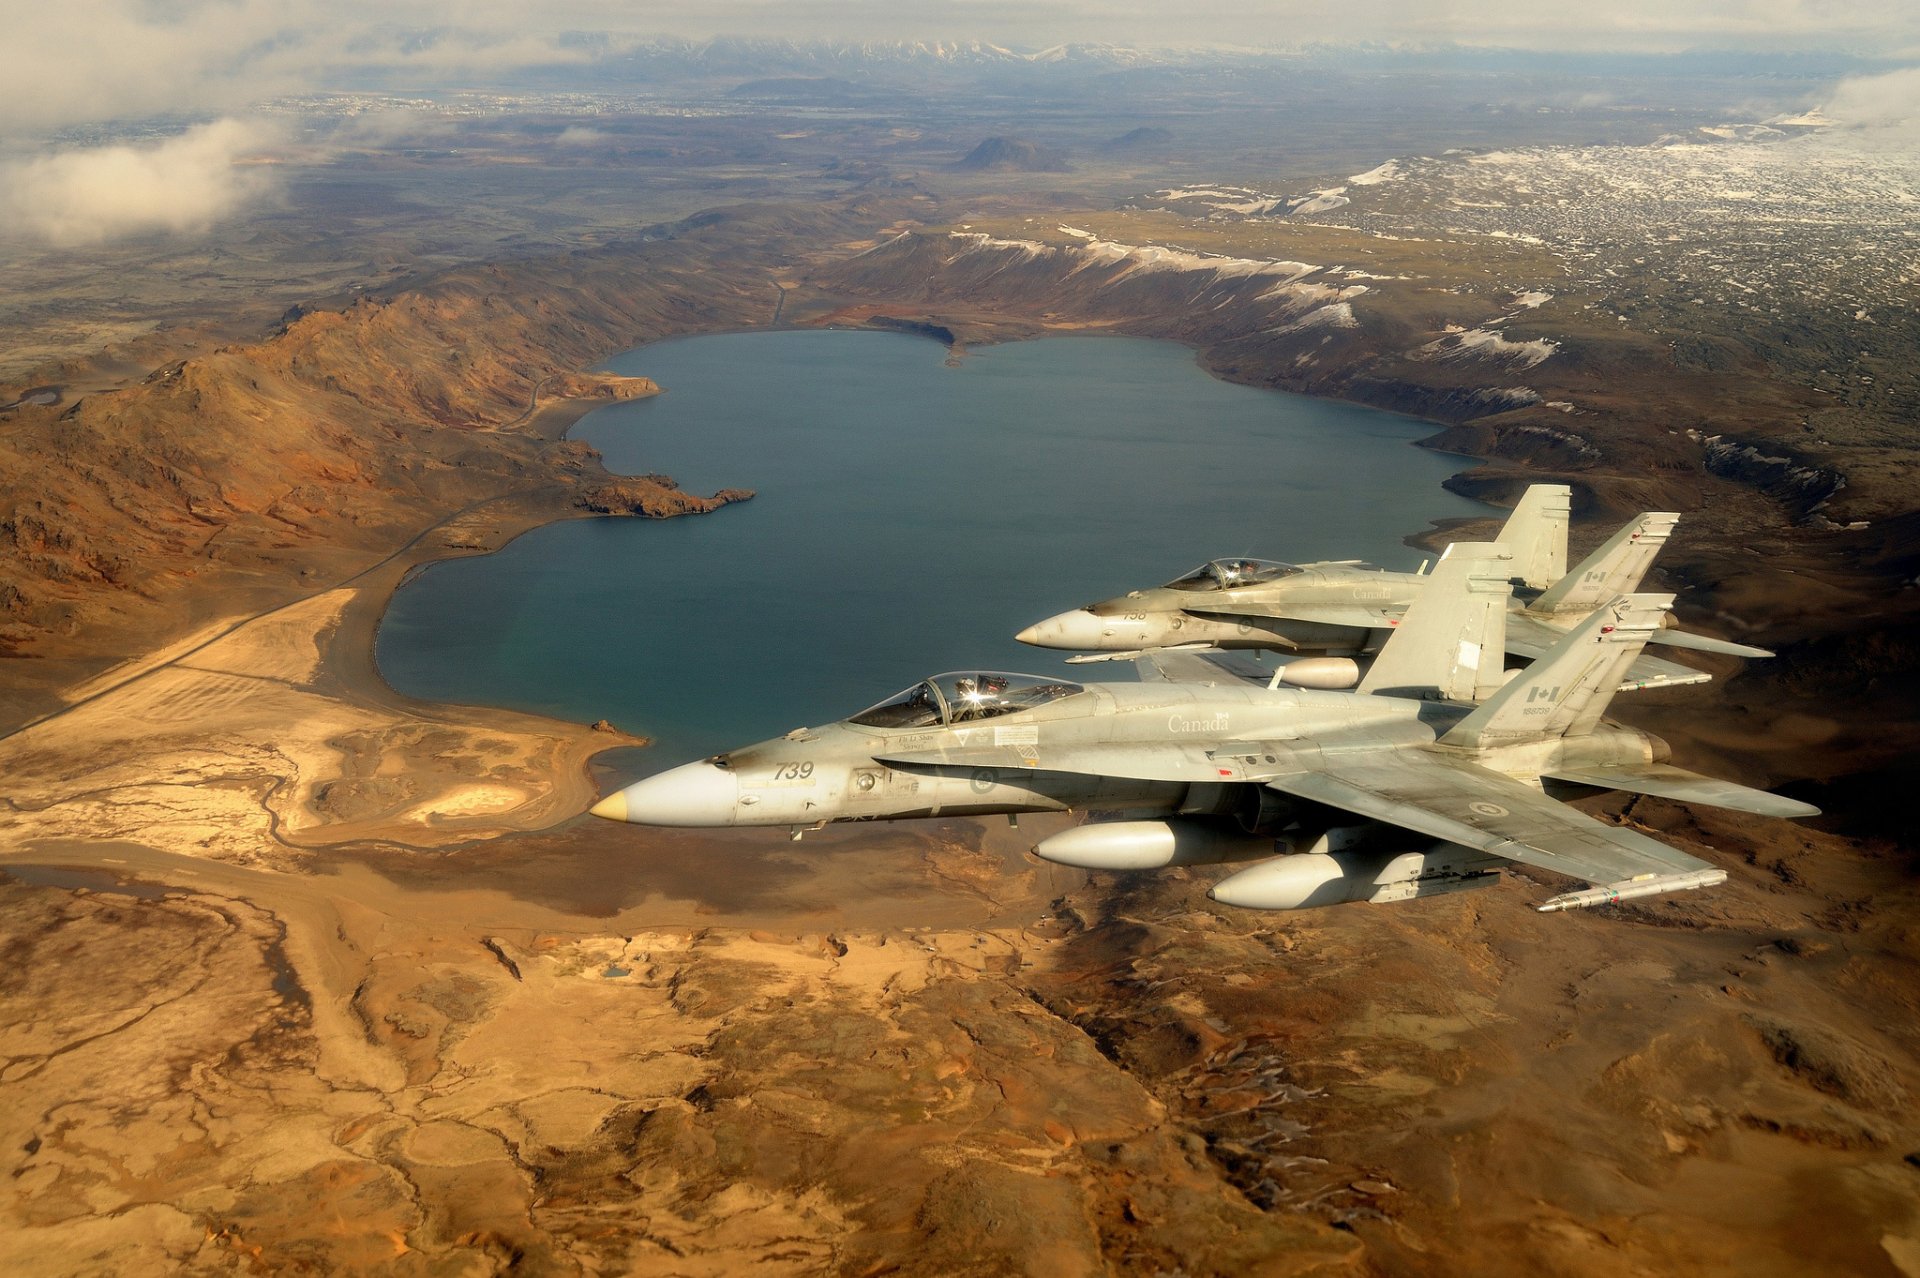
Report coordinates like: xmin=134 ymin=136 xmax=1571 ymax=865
xmin=1358 ymin=542 xmax=1513 ymax=702
xmin=1496 ymin=484 xmax=1571 ymax=591
xmin=1442 ymin=593 xmax=1672 ymax=749
xmin=1531 ymin=512 xmax=1679 ymax=615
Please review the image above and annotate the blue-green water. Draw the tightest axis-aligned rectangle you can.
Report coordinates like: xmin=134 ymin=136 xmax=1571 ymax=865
xmin=376 ymin=331 xmax=1483 ymax=764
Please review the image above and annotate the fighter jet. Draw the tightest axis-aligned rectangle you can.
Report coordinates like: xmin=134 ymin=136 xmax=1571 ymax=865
xmin=590 ymin=543 xmax=1816 ymax=913
xmin=1015 ymin=484 xmax=1769 ymax=692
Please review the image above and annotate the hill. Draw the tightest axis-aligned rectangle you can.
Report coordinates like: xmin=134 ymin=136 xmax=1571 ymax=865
xmin=951 ymin=136 xmax=1070 ymax=172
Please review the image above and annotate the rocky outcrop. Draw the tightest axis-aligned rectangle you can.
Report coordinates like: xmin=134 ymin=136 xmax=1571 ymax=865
xmin=540 ymin=371 xmax=662 ymax=406
xmin=1690 ymin=430 xmax=1850 ymax=523
xmin=575 ymin=479 xmax=754 ymax=518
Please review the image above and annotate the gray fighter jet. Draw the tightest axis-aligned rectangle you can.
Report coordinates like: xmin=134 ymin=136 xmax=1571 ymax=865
xmin=589 ymin=543 xmax=1816 ymax=913
xmin=1015 ymin=485 xmax=1769 ymax=691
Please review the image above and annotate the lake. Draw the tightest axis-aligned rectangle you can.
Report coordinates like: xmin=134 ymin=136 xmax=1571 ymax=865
xmin=376 ymin=331 xmax=1484 ymax=765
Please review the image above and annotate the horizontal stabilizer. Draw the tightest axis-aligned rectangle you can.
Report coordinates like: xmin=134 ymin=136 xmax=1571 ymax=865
xmin=1505 ymin=612 xmax=1712 ymax=691
xmin=1543 ymin=764 xmax=1820 ymax=818
xmin=1647 ymin=628 xmax=1774 ymax=659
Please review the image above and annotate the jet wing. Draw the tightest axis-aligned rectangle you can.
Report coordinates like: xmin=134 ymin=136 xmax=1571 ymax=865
xmin=1506 ymin=612 xmax=1709 ymax=690
xmin=1186 ymin=603 xmax=1394 ymax=629
xmin=1258 ymin=750 xmax=1720 ymax=890
xmin=1113 ymin=647 xmax=1275 ymax=687
xmin=1543 ymin=763 xmax=1818 ymax=818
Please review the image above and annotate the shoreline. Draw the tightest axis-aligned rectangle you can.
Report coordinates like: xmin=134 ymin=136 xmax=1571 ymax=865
xmin=0 ymin=391 xmax=678 ymax=865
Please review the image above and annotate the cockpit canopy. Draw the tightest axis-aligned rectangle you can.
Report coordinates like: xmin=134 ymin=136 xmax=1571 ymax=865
xmin=847 ymin=672 xmax=1085 ymax=729
xmin=1162 ymin=558 xmax=1302 ymax=592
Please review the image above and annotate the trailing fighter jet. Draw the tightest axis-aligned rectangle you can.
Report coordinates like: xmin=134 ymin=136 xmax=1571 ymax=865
xmin=1015 ymin=484 xmax=1769 ymax=691
xmin=589 ymin=543 xmax=1816 ymax=913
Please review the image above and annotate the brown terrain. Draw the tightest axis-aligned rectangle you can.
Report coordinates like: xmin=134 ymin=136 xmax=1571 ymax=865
xmin=1 ymin=183 xmax=1917 ymax=1275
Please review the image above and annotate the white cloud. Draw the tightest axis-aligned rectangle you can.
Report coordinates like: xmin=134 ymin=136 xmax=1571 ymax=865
xmin=1824 ymin=65 xmax=1920 ymax=136
xmin=1 ymin=120 xmax=283 ymax=247
xmin=0 ymin=3 xmax=598 ymax=135
xmin=330 ymin=110 xmax=464 ymax=149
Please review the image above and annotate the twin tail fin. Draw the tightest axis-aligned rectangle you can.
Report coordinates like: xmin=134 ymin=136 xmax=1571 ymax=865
xmin=1441 ymin=593 xmax=1672 ymax=749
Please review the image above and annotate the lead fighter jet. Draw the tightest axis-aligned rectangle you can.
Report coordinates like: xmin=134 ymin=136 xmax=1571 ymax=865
xmin=590 ymin=544 xmax=1816 ymax=913
xmin=1015 ymin=484 xmax=1770 ymax=691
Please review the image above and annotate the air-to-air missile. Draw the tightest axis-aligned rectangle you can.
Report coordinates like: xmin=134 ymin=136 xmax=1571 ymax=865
xmin=1015 ymin=484 xmax=1771 ymax=692
xmin=590 ymin=543 xmax=1816 ymax=913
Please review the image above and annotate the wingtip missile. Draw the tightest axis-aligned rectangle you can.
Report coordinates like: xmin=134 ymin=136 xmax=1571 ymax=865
xmin=1536 ymin=868 xmax=1728 ymax=912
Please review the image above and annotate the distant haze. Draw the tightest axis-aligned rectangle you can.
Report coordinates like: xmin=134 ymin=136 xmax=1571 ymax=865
xmin=4 ymin=1 xmax=1918 ymax=134
xmin=2 ymin=4 xmax=1915 ymax=248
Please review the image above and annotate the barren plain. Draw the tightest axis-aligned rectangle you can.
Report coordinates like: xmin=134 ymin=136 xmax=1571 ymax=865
xmin=3 ymin=53 xmax=1917 ymax=1276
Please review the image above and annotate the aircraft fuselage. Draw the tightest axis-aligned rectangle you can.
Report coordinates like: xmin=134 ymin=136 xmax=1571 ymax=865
xmin=593 ymin=677 xmax=1664 ymax=833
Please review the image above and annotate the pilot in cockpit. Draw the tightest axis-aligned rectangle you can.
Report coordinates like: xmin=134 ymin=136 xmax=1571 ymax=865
xmin=950 ymin=674 xmax=1010 ymax=722
xmin=951 ymin=676 xmax=982 ymax=721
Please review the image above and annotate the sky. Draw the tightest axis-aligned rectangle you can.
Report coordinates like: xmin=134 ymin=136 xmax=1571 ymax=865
xmin=2 ymin=1 xmax=1915 ymax=247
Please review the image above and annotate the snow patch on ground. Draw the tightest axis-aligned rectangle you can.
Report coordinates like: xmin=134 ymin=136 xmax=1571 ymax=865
xmin=1057 ymin=225 xmax=1094 ymax=239
xmin=1471 ymin=386 xmax=1542 ymax=409
xmin=1511 ymin=291 xmax=1553 ymax=308
xmin=1290 ymin=188 xmax=1350 ymax=217
xmin=1155 ymin=187 xmax=1249 ymax=201
xmin=1211 ymin=198 xmax=1286 ymax=215
xmin=1255 ymin=280 xmax=1363 ymax=307
xmin=943 ymin=231 xmax=1321 ymax=291
xmin=1146 ymin=185 xmax=1286 ymax=217
xmin=1412 ymin=327 xmax=1559 ymax=369
xmin=1268 ymin=302 xmax=1358 ymax=335
xmin=1348 ymin=160 xmax=1403 ymax=186
xmin=923 ymin=232 xmax=1387 ymax=333
xmin=1699 ymin=124 xmax=1785 ymax=142
xmin=949 ymin=232 xmax=1049 ymax=259
xmin=1123 ymin=244 xmax=1296 ymax=278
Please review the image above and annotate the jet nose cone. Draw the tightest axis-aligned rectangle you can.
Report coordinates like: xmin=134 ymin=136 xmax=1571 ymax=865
xmin=1015 ymin=608 xmax=1110 ymax=651
xmin=592 ymin=762 xmax=739 ymax=827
